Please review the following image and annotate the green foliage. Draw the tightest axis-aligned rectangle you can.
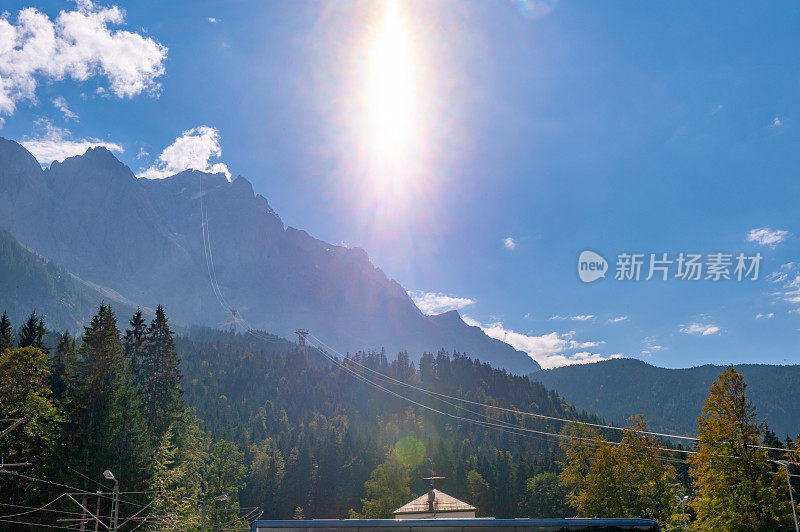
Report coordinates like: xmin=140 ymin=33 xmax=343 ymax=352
xmin=50 ymin=330 xmax=77 ymax=400
xmin=349 ymin=457 xmax=412 ymax=519
xmin=18 ymin=310 xmax=48 ymax=353
xmin=0 ymin=346 xmax=59 ymax=468
xmin=522 ymin=472 xmax=571 ymax=518
xmin=123 ymin=307 xmax=147 ymax=374
xmin=0 ymin=310 xmax=13 ymax=350
xmin=535 ymin=358 xmax=800 ymax=438
xmin=689 ymin=366 xmax=792 ymax=531
xmin=559 ymin=417 xmax=681 ymax=527
xmin=466 ymin=470 xmax=490 ymax=516
xmin=141 ymin=304 xmax=184 ymax=440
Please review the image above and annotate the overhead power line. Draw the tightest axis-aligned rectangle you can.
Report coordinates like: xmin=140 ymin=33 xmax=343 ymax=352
xmin=307 ymin=332 xmax=800 ymax=456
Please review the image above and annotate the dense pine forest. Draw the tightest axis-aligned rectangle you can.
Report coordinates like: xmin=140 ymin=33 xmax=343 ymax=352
xmin=2 ymin=305 xmax=799 ymax=530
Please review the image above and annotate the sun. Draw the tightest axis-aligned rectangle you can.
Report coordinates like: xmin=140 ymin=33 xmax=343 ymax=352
xmin=361 ymin=0 xmax=421 ymax=180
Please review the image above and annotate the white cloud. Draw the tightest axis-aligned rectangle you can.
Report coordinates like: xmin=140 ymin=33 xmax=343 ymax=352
xmin=680 ymin=322 xmax=721 ymax=336
xmin=503 ymin=237 xmax=517 ymax=250
xmin=138 ymin=126 xmax=231 ymax=180
xmin=770 ymin=116 xmax=782 ymax=128
xmin=640 ymin=336 xmax=666 ymax=356
xmin=746 ymin=227 xmax=789 ymax=247
xmin=550 ymin=314 xmax=595 ymax=321
xmin=408 ymin=290 xmax=475 ymax=315
xmin=461 ymin=316 xmax=616 ymax=369
xmin=51 ymin=96 xmax=78 ymax=120
xmin=756 ymin=313 xmax=774 ymax=320
xmin=21 ymin=119 xmax=122 ymax=164
xmin=136 ymin=146 xmax=148 ymax=159
xmin=0 ymin=1 xmax=167 ymax=117
xmin=208 ymin=17 xmax=218 ymax=23
xmin=608 ymin=316 xmax=628 ymax=323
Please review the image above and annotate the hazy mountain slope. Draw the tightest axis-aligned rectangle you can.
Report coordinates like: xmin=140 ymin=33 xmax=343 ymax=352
xmin=0 ymin=138 xmax=539 ymax=373
xmin=533 ymin=358 xmax=800 ymax=438
xmin=0 ymin=225 xmax=138 ymax=332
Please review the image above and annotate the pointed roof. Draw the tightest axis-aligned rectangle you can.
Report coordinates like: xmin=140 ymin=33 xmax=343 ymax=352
xmin=393 ymin=490 xmax=477 ymax=515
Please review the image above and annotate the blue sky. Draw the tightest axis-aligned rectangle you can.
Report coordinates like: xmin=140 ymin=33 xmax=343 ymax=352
xmin=2 ymin=0 xmax=800 ymax=369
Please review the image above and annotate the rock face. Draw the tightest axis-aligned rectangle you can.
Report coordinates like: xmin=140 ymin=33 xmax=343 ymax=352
xmin=0 ymin=139 xmax=540 ymax=373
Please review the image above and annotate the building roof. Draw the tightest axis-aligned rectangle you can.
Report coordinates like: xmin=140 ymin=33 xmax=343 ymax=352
xmin=393 ymin=490 xmax=477 ymax=515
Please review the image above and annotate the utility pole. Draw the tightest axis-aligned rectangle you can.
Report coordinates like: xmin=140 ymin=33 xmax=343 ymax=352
xmin=294 ymin=329 xmax=308 ymax=354
xmin=777 ymin=460 xmax=799 ymax=532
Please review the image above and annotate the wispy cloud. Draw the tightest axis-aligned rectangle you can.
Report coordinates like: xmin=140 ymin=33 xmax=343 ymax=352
xmin=770 ymin=116 xmax=783 ymax=128
xmin=680 ymin=322 xmax=721 ymax=336
xmin=756 ymin=313 xmax=774 ymax=320
xmin=608 ymin=316 xmax=628 ymax=323
xmin=550 ymin=314 xmax=595 ymax=321
xmin=138 ymin=126 xmax=230 ymax=180
xmin=51 ymin=96 xmax=78 ymax=121
xmin=21 ymin=119 xmax=122 ymax=165
xmin=208 ymin=17 xmax=218 ymax=23
xmin=503 ymin=237 xmax=517 ymax=250
xmin=408 ymin=290 xmax=476 ymax=316
xmin=0 ymin=1 xmax=167 ymax=117
xmin=746 ymin=227 xmax=789 ymax=247
xmin=767 ymin=263 xmax=800 ymax=314
xmin=462 ymin=316 xmax=615 ymax=369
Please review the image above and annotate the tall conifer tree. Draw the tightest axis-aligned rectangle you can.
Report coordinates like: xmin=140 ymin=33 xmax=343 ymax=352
xmin=141 ymin=305 xmax=183 ymax=439
xmin=0 ymin=311 xmax=13 ymax=351
xmin=124 ymin=307 xmax=148 ymax=376
xmin=689 ymin=366 xmax=791 ymax=530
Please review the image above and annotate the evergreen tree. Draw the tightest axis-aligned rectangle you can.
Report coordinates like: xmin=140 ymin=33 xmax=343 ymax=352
xmin=141 ymin=305 xmax=184 ymax=439
xmin=50 ymin=331 xmax=77 ymax=400
xmin=64 ymin=304 xmax=152 ymax=497
xmin=0 ymin=310 xmax=13 ymax=351
xmin=123 ymin=307 xmax=148 ymax=375
xmin=18 ymin=310 xmax=48 ymax=352
xmin=689 ymin=366 xmax=791 ymax=530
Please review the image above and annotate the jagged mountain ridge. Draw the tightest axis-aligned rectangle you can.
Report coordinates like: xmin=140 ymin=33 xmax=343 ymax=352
xmin=0 ymin=138 xmax=540 ymax=373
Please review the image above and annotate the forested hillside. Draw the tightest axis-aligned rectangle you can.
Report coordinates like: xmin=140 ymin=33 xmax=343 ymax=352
xmin=0 ymin=225 xmax=137 ymax=331
xmin=0 ymin=305 xmax=599 ymax=529
xmin=534 ymin=358 xmax=800 ymax=438
xmin=2 ymin=306 xmax=799 ymax=530
xmin=176 ymin=327 xmax=596 ymax=519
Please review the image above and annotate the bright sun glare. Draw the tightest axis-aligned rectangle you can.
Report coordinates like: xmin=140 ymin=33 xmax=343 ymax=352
xmin=362 ymin=0 xmax=421 ymax=179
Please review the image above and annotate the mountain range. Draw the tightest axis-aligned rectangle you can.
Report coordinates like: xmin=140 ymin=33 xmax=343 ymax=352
xmin=534 ymin=358 xmax=800 ymax=439
xmin=0 ymin=138 xmax=540 ymax=374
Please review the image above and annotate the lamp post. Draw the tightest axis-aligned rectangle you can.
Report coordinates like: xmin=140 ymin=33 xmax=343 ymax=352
xmin=183 ymin=494 xmax=228 ymax=532
xmin=674 ymin=495 xmax=688 ymax=531
xmin=777 ymin=460 xmax=799 ymax=532
xmin=103 ymin=470 xmax=119 ymax=532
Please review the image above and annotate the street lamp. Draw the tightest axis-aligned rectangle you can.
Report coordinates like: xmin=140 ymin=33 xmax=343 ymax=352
xmin=103 ymin=470 xmax=119 ymax=532
xmin=674 ymin=495 xmax=689 ymax=531
xmin=777 ymin=460 xmax=799 ymax=532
